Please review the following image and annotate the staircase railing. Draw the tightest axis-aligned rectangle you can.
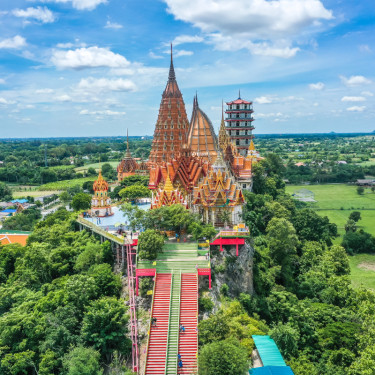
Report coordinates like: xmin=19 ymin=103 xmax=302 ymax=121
xmin=176 ymin=270 xmax=182 ymax=374
xmin=164 ymin=271 xmax=174 ymax=375
xmin=144 ymin=271 xmax=158 ymax=374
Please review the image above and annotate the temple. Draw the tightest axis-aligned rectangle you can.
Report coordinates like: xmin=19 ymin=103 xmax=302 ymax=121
xmin=149 ymin=45 xmax=190 ymax=164
xmin=192 ymin=153 xmax=245 ymax=226
xmin=91 ymin=170 xmax=113 ymax=217
xmin=117 ymin=130 xmax=139 ymax=181
xmin=151 ymin=172 xmax=188 ymax=209
xmin=147 ymin=45 xmax=263 ymax=226
xmin=187 ymin=95 xmax=218 ymax=163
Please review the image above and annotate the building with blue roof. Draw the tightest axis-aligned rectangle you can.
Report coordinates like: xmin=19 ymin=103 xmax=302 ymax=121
xmin=250 ymin=335 xmax=294 ymax=375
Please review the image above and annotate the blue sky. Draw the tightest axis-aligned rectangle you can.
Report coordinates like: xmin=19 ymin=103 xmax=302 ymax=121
xmin=0 ymin=0 xmax=374 ymax=138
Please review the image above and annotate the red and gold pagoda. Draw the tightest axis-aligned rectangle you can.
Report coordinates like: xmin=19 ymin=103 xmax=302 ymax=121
xmin=149 ymin=45 xmax=190 ymax=164
xmin=117 ymin=130 xmax=139 ymax=181
xmin=151 ymin=172 xmax=188 ymax=209
xmin=91 ymin=170 xmax=113 ymax=217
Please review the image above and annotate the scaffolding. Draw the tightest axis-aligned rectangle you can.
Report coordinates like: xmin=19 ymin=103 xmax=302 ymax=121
xmin=126 ymin=243 xmax=139 ymax=373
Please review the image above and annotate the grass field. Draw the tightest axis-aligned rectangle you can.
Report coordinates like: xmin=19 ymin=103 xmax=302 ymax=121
xmin=75 ymin=161 xmax=119 ymax=173
xmin=286 ymin=184 xmax=375 ymax=237
xmin=13 ymin=190 xmax=61 ymax=198
xmin=349 ymin=254 xmax=375 ymax=290
xmin=38 ymin=177 xmax=94 ymax=191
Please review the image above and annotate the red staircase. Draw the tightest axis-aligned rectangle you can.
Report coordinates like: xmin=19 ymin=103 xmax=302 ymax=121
xmin=145 ymin=273 xmax=172 ymax=375
xmin=178 ymin=273 xmax=198 ymax=374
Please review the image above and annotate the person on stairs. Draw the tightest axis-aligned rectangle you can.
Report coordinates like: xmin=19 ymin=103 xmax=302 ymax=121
xmin=151 ymin=317 xmax=157 ymax=327
xmin=178 ymin=359 xmax=183 ymax=368
xmin=179 ymin=324 xmax=185 ymax=333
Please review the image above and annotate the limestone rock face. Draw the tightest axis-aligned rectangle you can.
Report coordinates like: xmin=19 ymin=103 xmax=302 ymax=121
xmin=205 ymin=241 xmax=254 ymax=312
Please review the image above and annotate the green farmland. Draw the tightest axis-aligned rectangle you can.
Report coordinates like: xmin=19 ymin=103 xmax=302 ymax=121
xmin=75 ymin=161 xmax=119 ymax=173
xmin=349 ymin=254 xmax=375 ymax=290
xmin=286 ymin=184 xmax=375 ymax=237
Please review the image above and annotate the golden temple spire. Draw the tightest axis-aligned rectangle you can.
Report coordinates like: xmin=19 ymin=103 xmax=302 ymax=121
xmin=164 ymin=170 xmax=174 ymax=193
xmin=249 ymin=139 xmax=255 ymax=152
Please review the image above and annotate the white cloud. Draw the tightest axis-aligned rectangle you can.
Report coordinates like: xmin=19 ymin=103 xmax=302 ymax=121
xmin=32 ymin=0 xmax=107 ymax=11
xmin=174 ymin=49 xmax=193 ymax=57
xmin=51 ymin=46 xmax=130 ymax=70
xmin=340 ymin=75 xmax=372 ymax=86
xmin=0 ymin=79 xmax=5 ymax=84
xmin=172 ymin=35 xmax=204 ymax=46
xmin=341 ymin=96 xmax=366 ymax=102
xmin=12 ymin=6 xmax=56 ymax=23
xmin=80 ymin=109 xmax=126 ymax=116
xmin=362 ymin=91 xmax=374 ymax=97
xmin=0 ymin=98 xmax=16 ymax=105
xmin=78 ymin=77 xmax=136 ymax=92
xmin=0 ymin=35 xmax=26 ymax=49
xmin=254 ymin=96 xmax=273 ymax=104
xmin=347 ymin=106 xmax=366 ymax=112
xmin=104 ymin=20 xmax=123 ymax=29
xmin=149 ymin=51 xmax=163 ymax=59
xmin=309 ymin=82 xmax=324 ymax=90
xmin=359 ymin=44 xmax=372 ymax=53
xmin=164 ymin=0 xmax=333 ymax=57
xmin=36 ymin=88 xmax=54 ymax=94
xmin=56 ymin=94 xmax=72 ymax=102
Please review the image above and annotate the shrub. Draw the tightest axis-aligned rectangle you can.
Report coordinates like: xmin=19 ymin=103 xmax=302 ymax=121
xmin=199 ymin=297 xmax=214 ymax=313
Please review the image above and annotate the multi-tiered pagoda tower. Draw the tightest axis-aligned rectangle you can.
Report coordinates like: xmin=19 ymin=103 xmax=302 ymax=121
xmin=149 ymin=46 xmax=190 ymax=164
xmin=225 ymin=93 xmax=255 ymax=156
xmin=91 ymin=170 xmax=113 ymax=217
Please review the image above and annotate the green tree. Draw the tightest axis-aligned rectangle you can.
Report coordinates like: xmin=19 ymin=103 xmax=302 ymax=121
xmin=345 ymin=219 xmax=357 ymax=233
xmin=62 ymin=346 xmax=103 ymax=375
xmin=71 ymin=192 xmax=91 ymax=211
xmin=59 ymin=191 xmax=71 ymax=204
xmin=138 ymin=229 xmax=165 ymax=260
xmin=270 ymin=322 xmax=300 ymax=359
xmin=0 ymin=181 xmax=12 ymax=201
xmin=119 ymin=185 xmax=150 ymax=202
xmin=74 ymin=243 xmax=103 ymax=271
xmin=121 ymin=175 xmax=149 ymax=187
xmin=101 ymin=163 xmax=115 ymax=180
xmin=357 ymin=186 xmax=365 ymax=195
xmin=266 ymin=218 xmax=298 ymax=287
xmin=198 ymin=339 xmax=248 ymax=375
xmin=349 ymin=211 xmax=361 ymax=222
xmin=81 ymin=297 xmax=130 ymax=361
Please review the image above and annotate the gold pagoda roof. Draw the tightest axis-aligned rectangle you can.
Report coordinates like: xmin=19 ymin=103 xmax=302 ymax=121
xmin=93 ymin=170 xmax=109 ymax=192
xmin=187 ymin=95 xmax=218 ymax=163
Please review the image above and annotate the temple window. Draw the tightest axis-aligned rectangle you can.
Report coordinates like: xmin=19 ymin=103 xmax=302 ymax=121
xmin=164 ymin=134 xmax=167 ymax=140
xmin=236 ymin=140 xmax=239 ymax=145
xmin=236 ymin=121 xmax=239 ymax=127
xmin=170 ymin=135 xmax=174 ymax=140
xmin=236 ymin=105 xmax=240 ymax=109
xmin=236 ymin=130 xmax=239 ymax=136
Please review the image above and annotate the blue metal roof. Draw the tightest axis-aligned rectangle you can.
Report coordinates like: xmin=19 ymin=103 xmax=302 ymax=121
xmin=11 ymin=199 xmax=28 ymax=204
xmin=252 ymin=336 xmax=286 ymax=367
xmin=1 ymin=209 xmax=17 ymax=213
xmin=250 ymin=366 xmax=294 ymax=375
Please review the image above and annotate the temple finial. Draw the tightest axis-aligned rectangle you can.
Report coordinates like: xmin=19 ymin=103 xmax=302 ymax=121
xmin=168 ymin=43 xmax=176 ymax=81
xmin=238 ymin=89 xmax=241 ymax=99
xmin=127 ymin=128 xmax=129 ymax=151
xmin=195 ymin=91 xmax=198 ymax=107
xmin=221 ymin=99 xmax=224 ymax=122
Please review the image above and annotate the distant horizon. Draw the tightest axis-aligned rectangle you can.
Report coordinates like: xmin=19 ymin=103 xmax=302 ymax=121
xmin=1 ymin=130 xmax=375 ymax=141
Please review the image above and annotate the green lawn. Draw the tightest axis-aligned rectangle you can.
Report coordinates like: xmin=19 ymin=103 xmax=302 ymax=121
xmin=75 ymin=161 xmax=119 ymax=173
xmin=349 ymin=254 xmax=375 ymax=290
xmin=38 ymin=177 xmax=95 ymax=191
xmin=286 ymin=184 xmax=375 ymax=237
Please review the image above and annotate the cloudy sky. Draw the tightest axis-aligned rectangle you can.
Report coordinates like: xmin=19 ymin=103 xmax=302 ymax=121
xmin=0 ymin=0 xmax=374 ymax=138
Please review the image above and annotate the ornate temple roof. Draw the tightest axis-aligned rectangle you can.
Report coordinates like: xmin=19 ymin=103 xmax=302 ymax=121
xmin=151 ymin=172 xmax=188 ymax=209
xmin=232 ymin=139 xmax=263 ymax=180
xmin=187 ymin=95 xmax=218 ymax=163
xmin=193 ymin=154 xmax=245 ymax=208
xmin=117 ymin=130 xmax=139 ymax=176
xmin=93 ymin=170 xmax=109 ymax=192
xmin=148 ymin=147 xmax=209 ymax=192
xmin=226 ymin=92 xmax=252 ymax=105
xmin=149 ymin=45 xmax=189 ymax=164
